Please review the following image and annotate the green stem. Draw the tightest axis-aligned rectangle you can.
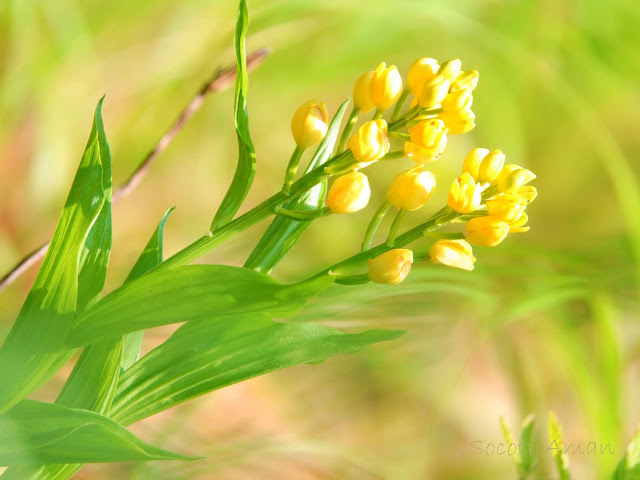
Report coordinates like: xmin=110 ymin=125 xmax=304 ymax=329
xmin=336 ymin=106 xmax=360 ymax=153
xmin=389 ymin=131 xmax=411 ymax=141
xmin=282 ymin=146 xmax=304 ymax=193
xmin=387 ymin=209 xmax=406 ymax=245
xmin=275 ymin=206 xmax=330 ymax=221
xmin=310 ymin=209 xmax=461 ymax=279
xmin=361 ymin=201 xmax=391 ymax=252
xmin=391 ymin=89 xmax=410 ymax=122
xmin=373 ymin=108 xmax=384 ymax=120
xmin=333 ymin=273 xmax=370 ymax=285
xmin=381 ymin=150 xmax=406 ymax=160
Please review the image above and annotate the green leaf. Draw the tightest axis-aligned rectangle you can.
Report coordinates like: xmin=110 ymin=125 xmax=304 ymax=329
xmin=210 ymin=0 xmax=255 ymax=230
xmin=549 ymin=411 xmax=571 ymax=480
xmin=121 ymin=207 xmax=175 ymax=370
xmin=0 ymin=400 xmax=192 ymax=466
xmin=67 ymin=267 xmax=333 ymax=347
xmin=108 ymin=313 xmax=404 ymax=425
xmin=244 ymin=99 xmax=350 ymax=273
xmin=0 ymin=97 xmax=112 ymax=415
xmin=519 ymin=414 xmax=537 ymax=475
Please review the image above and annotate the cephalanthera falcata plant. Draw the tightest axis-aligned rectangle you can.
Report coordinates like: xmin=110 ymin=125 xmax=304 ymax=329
xmin=0 ymin=0 xmax=537 ymax=477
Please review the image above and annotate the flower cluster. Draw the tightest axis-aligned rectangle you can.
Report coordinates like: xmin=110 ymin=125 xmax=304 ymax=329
xmin=287 ymin=56 xmax=537 ymax=285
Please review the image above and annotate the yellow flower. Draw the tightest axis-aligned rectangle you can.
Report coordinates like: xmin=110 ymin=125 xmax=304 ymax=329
xmin=417 ymin=74 xmax=451 ymax=108
xmin=429 ymin=239 xmax=476 ymax=271
xmin=496 ymin=164 xmax=536 ymax=192
xmin=477 ymin=149 xmax=506 ymax=183
xmin=438 ymin=107 xmax=475 ymax=134
xmin=441 ymin=88 xmax=473 ymax=113
xmin=407 ymin=57 xmax=439 ymax=95
xmin=463 ymin=216 xmax=510 ymax=246
xmin=450 ymin=70 xmax=479 ymax=92
xmin=404 ymin=118 xmax=448 ymax=163
xmin=486 ymin=193 xmax=527 ymax=224
xmin=353 ymin=71 xmax=375 ymax=114
xmin=291 ymin=100 xmax=328 ymax=149
xmin=347 ymin=119 xmax=390 ymax=168
xmin=437 ymin=59 xmax=462 ymax=80
xmin=369 ymin=62 xmax=403 ymax=111
xmin=447 ymin=172 xmax=483 ymax=213
xmin=368 ymin=249 xmax=414 ymax=285
xmin=326 ymin=171 xmax=371 ymax=214
xmin=386 ymin=168 xmax=437 ymax=211
xmin=462 ymin=147 xmax=490 ymax=179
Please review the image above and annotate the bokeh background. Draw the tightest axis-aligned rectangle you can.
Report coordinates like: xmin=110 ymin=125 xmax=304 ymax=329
xmin=1 ymin=0 xmax=639 ymax=478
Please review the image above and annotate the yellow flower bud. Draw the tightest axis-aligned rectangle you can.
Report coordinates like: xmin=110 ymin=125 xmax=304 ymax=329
xmin=353 ymin=71 xmax=375 ymax=114
xmin=441 ymin=88 xmax=473 ymax=113
xmin=463 ymin=216 xmax=510 ymax=247
xmin=347 ymin=119 xmax=390 ymax=168
xmin=513 ymin=185 xmax=538 ymax=204
xmin=369 ymin=62 xmax=403 ymax=111
xmin=438 ymin=107 xmax=475 ymax=134
xmin=404 ymin=118 xmax=448 ymax=163
xmin=417 ymin=74 xmax=451 ymax=108
xmin=450 ymin=70 xmax=479 ymax=92
xmin=496 ymin=164 xmax=536 ymax=192
xmin=407 ymin=57 xmax=439 ymax=95
xmin=326 ymin=171 xmax=371 ymax=214
xmin=438 ymin=59 xmax=462 ymax=80
xmin=368 ymin=249 xmax=413 ymax=285
xmin=429 ymin=239 xmax=476 ymax=271
xmin=462 ymin=148 xmax=490 ymax=179
xmin=447 ymin=172 xmax=483 ymax=213
xmin=477 ymin=149 xmax=506 ymax=183
xmin=386 ymin=168 xmax=436 ymax=211
xmin=486 ymin=194 xmax=526 ymax=224
xmin=291 ymin=100 xmax=328 ymax=149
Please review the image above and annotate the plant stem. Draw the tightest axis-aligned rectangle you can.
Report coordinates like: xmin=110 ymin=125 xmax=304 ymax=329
xmin=282 ymin=146 xmax=304 ymax=193
xmin=373 ymin=109 xmax=384 ymax=120
xmin=387 ymin=209 xmax=406 ymax=245
xmin=336 ymin=106 xmax=360 ymax=153
xmin=315 ymin=209 xmax=461 ymax=279
xmin=391 ymin=89 xmax=410 ymax=122
xmin=361 ymin=201 xmax=391 ymax=252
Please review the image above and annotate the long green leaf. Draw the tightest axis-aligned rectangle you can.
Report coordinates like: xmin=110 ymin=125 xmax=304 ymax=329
xmin=66 ymin=266 xmax=333 ymax=347
xmin=210 ymin=0 xmax=255 ymax=230
xmin=0 ymin=98 xmax=112 ymax=415
xmin=108 ymin=313 xmax=403 ymax=425
xmin=121 ymin=207 xmax=175 ymax=370
xmin=0 ymin=400 xmax=191 ymax=466
xmin=244 ymin=99 xmax=350 ymax=273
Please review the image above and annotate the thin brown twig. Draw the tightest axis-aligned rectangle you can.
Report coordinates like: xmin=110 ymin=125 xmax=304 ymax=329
xmin=0 ymin=48 xmax=269 ymax=294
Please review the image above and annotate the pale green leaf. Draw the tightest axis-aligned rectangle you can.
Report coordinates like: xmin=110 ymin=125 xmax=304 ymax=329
xmin=109 ymin=313 xmax=404 ymax=425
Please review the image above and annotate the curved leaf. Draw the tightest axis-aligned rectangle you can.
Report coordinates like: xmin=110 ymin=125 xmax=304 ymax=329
xmin=0 ymin=400 xmax=191 ymax=466
xmin=109 ymin=313 xmax=404 ymax=425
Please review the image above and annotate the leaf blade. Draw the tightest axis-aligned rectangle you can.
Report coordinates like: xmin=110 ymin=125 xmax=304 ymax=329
xmin=109 ymin=313 xmax=404 ymax=425
xmin=210 ymin=0 xmax=255 ymax=230
xmin=0 ymin=400 xmax=191 ymax=466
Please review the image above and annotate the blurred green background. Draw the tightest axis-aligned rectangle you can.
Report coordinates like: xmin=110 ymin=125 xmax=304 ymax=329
xmin=1 ymin=0 xmax=639 ymax=478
